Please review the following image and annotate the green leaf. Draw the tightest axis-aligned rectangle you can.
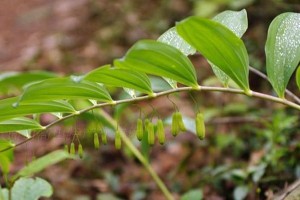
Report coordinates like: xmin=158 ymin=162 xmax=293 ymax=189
xmin=176 ymin=17 xmax=250 ymax=93
xmin=5 ymin=177 xmax=53 ymax=200
xmin=114 ymin=40 xmax=199 ymax=88
xmin=249 ymin=163 xmax=267 ymax=183
xmin=181 ymin=189 xmax=203 ymax=200
xmin=123 ymin=88 xmax=137 ymax=98
xmin=233 ymin=185 xmax=249 ymax=200
xmin=0 ymin=97 xmax=76 ymax=122
xmin=16 ymin=130 xmax=32 ymax=138
xmin=0 ymin=71 xmax=57 ymax=94
xmin=84 ymin=65 xmax=153 ymax=95
xmin=149 ymin=76 xmax=173 ymax=92
xmin=296 ymin=67 xmax=300 ymax=91
xmin=265 ymin=12 xmax=300 ymax=98
xmin=158 ymin=27 xmax=196 ymax=89
xmin=97 ymin=193 xmax=122 ymax=200
xmin=17 ymin=77 xmax=112 ymax=103
xmin=211 ymin=9 xmax=248 ymax=87
xmin=158 ymin=27 xmax=196 ymax=56
xmin=213 ymin=10 xmax=248 ymax=37
xmin=13 ymin=150 xmax=73 ymax=180
xmin=0 ymin=139 xmax=14 ymax=174
xmin=162 ymin=78 xmax=178 ymax=89
xmin=0 ymin=117 xmax=44 ymax=133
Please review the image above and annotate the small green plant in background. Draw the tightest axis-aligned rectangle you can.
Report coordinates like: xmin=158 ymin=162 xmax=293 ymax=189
xmin=0 ymin=149 xmax=73 ymax=200
xmin=0 ymin=9 xmax=299 ymax=200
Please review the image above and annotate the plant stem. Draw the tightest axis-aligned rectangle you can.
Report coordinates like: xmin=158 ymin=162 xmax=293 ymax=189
xmin=9 ymin=189 xmax=11 ymax=200
xmin=99 ymin=110 xmax=174 ymax=200
xmin=1 ymin=85 xmax=300 ymax=199
xmin=2 ymin=85 xmax=300 ymax=153
xmin=249 ymin=66 xmax=300 ymax=104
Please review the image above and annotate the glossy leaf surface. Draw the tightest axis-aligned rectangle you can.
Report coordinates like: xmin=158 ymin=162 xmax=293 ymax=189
xmin=0 ymin=117 xmax=44 ymax=133
xmin=158 ymin=27 xmax=196 ymax=56
xmin=0 ymin=97 xmax=75 ymax=122
xmin=176 ymin=17 xmax=250 ymax=92
xmin=114 ymin=40 xmax=198 ymax=88
xmin=18 ymin=77 xmax=112 ymax=103
xmin=265 ymin=12 xmax=300 ymax=98
xmin=84 ymin=65 xmax=153 ymax=95
xmin=211 ymin=9 xmax=248 ymax=86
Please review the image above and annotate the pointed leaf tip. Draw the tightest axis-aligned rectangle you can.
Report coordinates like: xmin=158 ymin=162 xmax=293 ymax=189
xmin=0 ymin=117 xmax=44 ymax=133
xmin=158 ymin=27 xmax=196 ymax=56
xmin=266 ymin=12 xmax=300 ymax=98
xmin=176 ymin=17 xmax=250 ymax=91
xmin=0 ymin=97 xmax=75 ymax=122
xmin=211 ymin=9 xmax=248 ymax=86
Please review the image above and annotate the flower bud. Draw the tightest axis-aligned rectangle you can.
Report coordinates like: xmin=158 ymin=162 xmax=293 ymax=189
xmin=78 ymin=144 xmax=84 ymax=158
xmin=147 ymin=122 xmax=155 ymax=145
xmin=136 ymin=118 xmax=144 ymax=141
xmin=176 ymin=112 xmax=186 ymax=132
xmin=157 ymin=119 xmax=165 ymax=145
xmin=94 ymin=133 xmax=100 ymax=149
xmin=196 ymin=113 xmax=205 ymax=140
xmin=70 ymin=142 xmax=76 ymax=155
xmin=171 ymin=112 xmax=179 ymax=136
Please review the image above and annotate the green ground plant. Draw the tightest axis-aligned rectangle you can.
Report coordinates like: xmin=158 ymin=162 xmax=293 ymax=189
xmin=0 ymin=9 xmax=299 ymax=200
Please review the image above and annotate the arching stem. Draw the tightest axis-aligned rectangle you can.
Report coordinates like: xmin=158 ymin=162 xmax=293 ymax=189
xmin=99 ymin=110 xmax=174 ymax=200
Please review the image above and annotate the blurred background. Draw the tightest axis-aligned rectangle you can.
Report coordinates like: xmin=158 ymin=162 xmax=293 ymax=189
xmin=0 ymin=0 xmax=300 ymax=199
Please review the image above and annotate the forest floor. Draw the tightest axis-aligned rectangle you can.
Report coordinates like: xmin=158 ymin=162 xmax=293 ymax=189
xmin=1 ymin=1 xmax=300 ymax=200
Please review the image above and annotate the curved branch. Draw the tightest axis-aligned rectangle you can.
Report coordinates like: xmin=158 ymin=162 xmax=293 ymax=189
xmin=249 ymin=66 xmax=300 ymax=104
xmin=2 ymin=85 xmax=300 ymax=153
xmin=1 ymin=85 xmax=300 ymax=200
